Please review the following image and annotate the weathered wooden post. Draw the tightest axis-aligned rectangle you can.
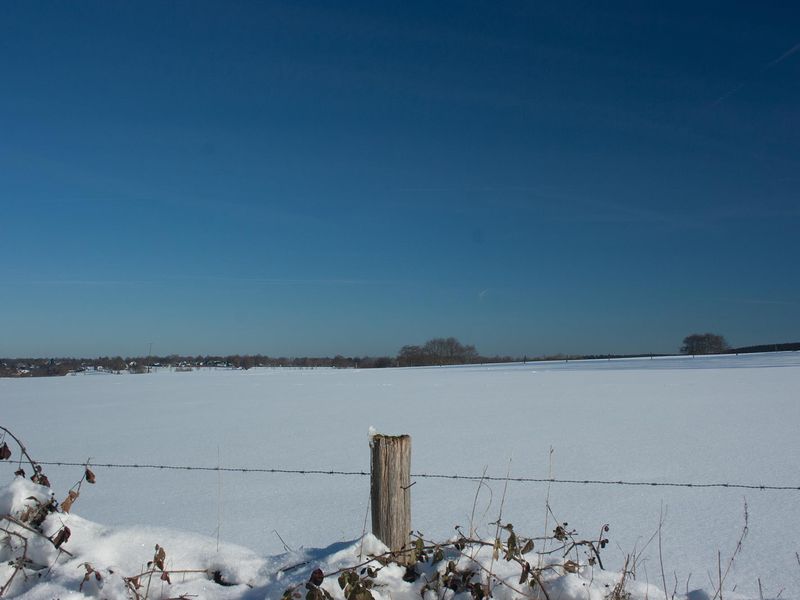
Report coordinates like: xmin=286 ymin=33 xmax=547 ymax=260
xmin=370 ymin=433 xmax=411 ymax=561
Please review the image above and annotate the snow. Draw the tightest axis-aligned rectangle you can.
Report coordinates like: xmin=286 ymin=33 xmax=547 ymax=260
xmin=1 ymin=352 xmax=799 ymax=598
xmin=0 ymin=477 xmax=672 ymax=600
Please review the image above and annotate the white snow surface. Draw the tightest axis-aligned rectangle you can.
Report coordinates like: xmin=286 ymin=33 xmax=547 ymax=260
xmin=1 ymin=352 xmax=799 ymax=598
xmin=0 ymin=477 xmax=670 ymax=600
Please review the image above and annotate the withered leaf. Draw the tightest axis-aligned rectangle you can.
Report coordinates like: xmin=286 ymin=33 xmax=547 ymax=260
xmin=305 ymin=585 xmax=334 ymax=600
xmin=0 ymin=442 xmax=11 ymax=460
xmin=521 ymin=539 xmax=534 ymax=555
xmin=309 ymin=568 xmax=325 ymax=586
xmin=469 ymin=582 xmax=486 ymax=600
xmin=80 ymin=573 xmax=91 ymax=591
xmin=78 ymin=564 xmax=102 ymax=590
xmin=402 ymin=565 xmax=418 ymax=583
xmin=504 ymin=531 xmax=518 ymax=560
xmin=14 ymin=468 xmax=25 ymax=477
xmin=518 ymin=561 xmax=531 ymax=585
xmin=491 ymin=537 xmax=501 ymax=561
xmin=563 ymin=560 xmax=579 ymax=573
xmin=553 ymin=525 xmax=567 ymax=541
xmin=53 ymin=526 xmax=72 ymax=548
xmin=61 ymin=490 xmax=79 ymax=513
xmin=161 ymin=571 xmax=171 ymax=584
xmin=154 ymin=546 xmax=166 ymax=571
xmin=85 ymin=468 xmax=96 ymax=484
xmin=31 ymin=473 xmax=51 ymax=488
xmin=349 ymin=588 xmax=370 ymax=600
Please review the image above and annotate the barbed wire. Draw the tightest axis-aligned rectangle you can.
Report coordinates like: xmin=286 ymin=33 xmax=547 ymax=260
xmin=4 ymin=460 xmax=799 ymax=491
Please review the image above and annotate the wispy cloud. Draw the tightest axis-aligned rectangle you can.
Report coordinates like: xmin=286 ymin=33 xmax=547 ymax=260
xmin=183 ymin=276 xmax=397 ymax=286
xmin=768 ymin=41 xmax=800 ymax=67
xmin=395 ymin=185 xmax=563 ymax=194
xmin=394 ymin=184 xmax=682 ymax=225
xmin=710 ymin=82 xmax=746 ymax=107
xmin=12 ymin=279 xmax=150 ymax=287
xmin=723 ymin=297 xmax=800 ymax=307
xmin=3 ymin=276 xmax=402 ymax=288
xmin=711 ymin=40 xmax=800 ymax=107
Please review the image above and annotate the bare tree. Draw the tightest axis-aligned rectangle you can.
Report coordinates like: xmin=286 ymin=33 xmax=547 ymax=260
xmin=680 ymin=333 xmax=729 ymax=355
xmin=398 ymin=338 xmax=479 ymax=366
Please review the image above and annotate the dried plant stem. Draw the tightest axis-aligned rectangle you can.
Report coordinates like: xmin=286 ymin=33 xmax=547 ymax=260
xmin=451 ymin=543 xmax=551 ymax=600
xmin=1 ymin=516 xmax=74 ymax=557
xmin=487 ymin=458 xmax=512 ymax=597
xmin=281 ymin=525 xmax=590 ymax=600
xmin=144 ymin=565 xmax=154 ymax=599
xmin=273 ymin=530 xmax=293 ymax=553
xmin=126 ymin=568 xmax=208 ymax=581
xmin=565 ymin=538 xmax=605 ymax=570
xmin=67 ymin=458 xmax=94 ymax=497
xmin=468 ymin=466 xmax=489 ymax=539
xmin=216 ymin=446 xmax=222 ymax=553
xmin=358 ymin=483 xmax=370 ymax=561
xmin=539 ymin=446 xmax=554 ymax=573
xmin=0 ymin=426 xmax=38 ymax=474
xmin=0 ymin=526 xmax=29 ymax=597
xmin=608 ymin=555 xmax=631 ymax=600
xmin=658 ymin=505 xmax=668 ymax=600
xmin=711 ymin=500 xmax=749 ymax=600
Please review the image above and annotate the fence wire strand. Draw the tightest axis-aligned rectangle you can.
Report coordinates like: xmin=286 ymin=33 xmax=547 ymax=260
xmin=5 ymin=460 xmax=798 ymax=491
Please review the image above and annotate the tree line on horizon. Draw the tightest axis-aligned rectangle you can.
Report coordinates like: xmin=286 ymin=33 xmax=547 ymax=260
xmin=2 ymin=334 xmax=798 ymax=378
xmin=0 ymin=337 xmax=508 ymax=377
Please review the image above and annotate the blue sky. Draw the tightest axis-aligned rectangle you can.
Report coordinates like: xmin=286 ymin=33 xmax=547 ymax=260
xmin=1 ymin=1 xmax=799 ymax=358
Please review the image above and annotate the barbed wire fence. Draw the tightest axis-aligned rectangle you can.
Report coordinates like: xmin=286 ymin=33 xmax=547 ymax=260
xmin=3 ymin=459 xmax=798 ymax=491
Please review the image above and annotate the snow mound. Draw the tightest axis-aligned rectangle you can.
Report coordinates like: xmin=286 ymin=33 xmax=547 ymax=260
xmin=0 ymin=477 xmax=767 ymax=599
xmin=0 ymin=477 xmax=696 ymax=600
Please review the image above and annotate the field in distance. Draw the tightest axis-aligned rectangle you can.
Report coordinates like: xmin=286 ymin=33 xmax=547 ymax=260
xmin=2 ymin=352 xmax=799 ymax=597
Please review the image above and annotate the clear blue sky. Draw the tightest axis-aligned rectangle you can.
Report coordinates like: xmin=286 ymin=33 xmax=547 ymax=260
xmin=1 ymin=1 xmax=798 ymax=358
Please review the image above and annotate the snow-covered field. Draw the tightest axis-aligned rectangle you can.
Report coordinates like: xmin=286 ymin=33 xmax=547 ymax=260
xmin=1 ymin=352 xmax=799 ymax=598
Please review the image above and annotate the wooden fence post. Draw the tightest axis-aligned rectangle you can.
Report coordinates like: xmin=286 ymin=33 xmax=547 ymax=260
xmin=370 ymin=433 xmax=411 ymax=561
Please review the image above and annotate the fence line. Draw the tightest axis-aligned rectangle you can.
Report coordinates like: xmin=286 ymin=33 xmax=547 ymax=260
xmin=4 ymin=460 xmax=799 ymax=491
